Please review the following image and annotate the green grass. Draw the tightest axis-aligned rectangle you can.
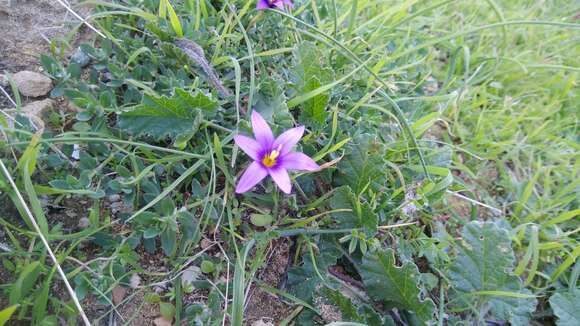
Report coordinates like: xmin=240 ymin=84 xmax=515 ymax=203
xmin=0 ymin=0 xmax=578 ymax=324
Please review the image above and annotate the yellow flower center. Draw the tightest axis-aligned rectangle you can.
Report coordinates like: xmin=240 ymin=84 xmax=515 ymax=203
xmin=262 ymin=145 xmax=282 ymax=168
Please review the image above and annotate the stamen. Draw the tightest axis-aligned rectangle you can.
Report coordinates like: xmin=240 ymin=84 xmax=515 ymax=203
xmin=270 ymin=149 xmax=280 ymax=160
xmin=261 ymin=147 xmax=282 ymax=168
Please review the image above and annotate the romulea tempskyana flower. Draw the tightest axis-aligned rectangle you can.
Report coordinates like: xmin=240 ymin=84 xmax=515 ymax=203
xmin=256 ymin=0 xmax=293 ymax=11
xmin=234 ymin=111 xmax=319 ymax=194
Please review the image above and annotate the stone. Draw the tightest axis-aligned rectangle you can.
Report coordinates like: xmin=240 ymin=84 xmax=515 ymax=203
xmin=0 ymin=1 xmax=13 ymax=15
xmin=111 ymin=285 xmax=127 ymax=305
xmin=129 ymin=273 xmax=141 ymax=289
xmin=153 ymin=317 xmax=172 ymax=326
xmin=78 ymin=217 xmax=90 ymax=229
xmin=21 ymin=98 xmax=54 ymax=118
xmin=12 ymin=70 xmax=53 ymax=97
xmin=200 ymin=238 xmax=212 ymax=249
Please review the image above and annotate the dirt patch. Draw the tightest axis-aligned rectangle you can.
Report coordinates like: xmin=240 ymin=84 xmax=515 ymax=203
xmin=0 ymin=0 xmax=93 ymax=109
xmin=46 ymin=196 xmax=95 ymax=232
xmin=245 ymin=238 xmax=292 ymax=324
xmin=116 ymin=290 xmax=160 ymax=326
xmin=0 ymin=0 xmax=80 ymax=71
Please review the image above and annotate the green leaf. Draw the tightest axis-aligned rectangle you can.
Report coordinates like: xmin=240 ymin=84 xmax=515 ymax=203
xmin=293 ymin=42 xmax=333 ymax=88
xmin=550 ymin=290 xmax=580 ymax=326
xmin=160 ymin=226 xmax=177 ymax=256
xmin=16 ymin=134 xmax=41 ymax=178
xmin=253 ymin=78 xmax=295 ymax=130
xmin=0 ymin=305 xmax=18 ymax=326
xmin=360 ymin=249 xmax=435 ymax=324
xmin=292 ymin=41 xmax=334 ymax=128
xmin=321 ymin=287 xmax=394 ymax=326
xmin=299 ymin=76 xmax=329 ymax=126
xmin=158 ymin=0 xmax=167 ymax=17
xmin=201 ymin=260 xmax=215 ymax=274
xmin=9 ymin=262 xmax=42 ymax=305
xmin=330 ymin=186 xmax=377 ymax=236
xmin=334 ymin=135 xmax=385 ymax=194
xmin=447 ymin=221 xmax=536 ymax=326
xmin=33 ymin=267 xmax=56 ymax=324
xmin=165 ymin=0 xmax=183 ymax=37
xmin=287 ymin=236 xmax=341 ymax=301
xmin=118 ymin=88 xmax=217 ymax=140
xmin=159 ymin=302 xmax=176 ymax=320
xmin=250 ymin=213 xmax=274 ymax=227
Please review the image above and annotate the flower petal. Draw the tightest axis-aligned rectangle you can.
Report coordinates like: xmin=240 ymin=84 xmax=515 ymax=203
xmin=273 ymin=126 xmax=304 ymax=155
xmin=251 ymin=111 xmax=274 ymax=148
xmin=269 ymin=167 xmax=292 ymax=194
xmin=283 ymin=0 xmax=294 ymax=7
xmin=281 ymin=152 xmax=319 ymax=171
xmin=256 ymin=0 xmax=270 ymax=9
xmin=234 ymin=135 xmax=262 ymax=161
xmin=236 ymin=161 xmax=268 ymax=193
xmin=273 ymin=1 xmax=285 ymax=9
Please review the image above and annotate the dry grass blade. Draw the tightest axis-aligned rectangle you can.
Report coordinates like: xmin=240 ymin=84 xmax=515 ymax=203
xmin=53 ymin=0 xmax=107 ymax=39
xmin=175 ymin=39 xmax=232 ymax=97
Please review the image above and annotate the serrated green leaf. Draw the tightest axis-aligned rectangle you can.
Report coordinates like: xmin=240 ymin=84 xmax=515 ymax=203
xmin=334 ymin=135 xmax=385 ymax=194
xmin=448 ymin=221 xmax=536 ymax=326
xmin=550 ymin=290 xmax=580 ymax=326
xmin=330 ymin=186 xmax=377 ymax=237
xmin=321 ymin=287 xmax=394 ymax=326
xmin=294 ymin=42 xmax=333 ymax=87
xmin=299 ymin=76 xmax=329 ymax=126
xmin=287 ymin=236 xmax=341 ymax=301
xmin=118 ymin=88 xmax=217 ymax=140
xmin=360 ymin=249 xmax=435 ymax=324
xmin=293 ymin=41 xmax=334 ymax=128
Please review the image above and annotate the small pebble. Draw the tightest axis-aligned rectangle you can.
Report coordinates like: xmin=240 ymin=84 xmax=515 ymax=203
xmin=129 ymin=273 xmax=141 ymax=289
xmin=11 ymin=70 xmax=53 ymax=97
xmin=78 ymin=217 xmax=90 ymax=229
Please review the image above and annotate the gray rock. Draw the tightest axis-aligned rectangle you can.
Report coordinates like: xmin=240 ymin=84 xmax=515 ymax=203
xmin=20 ymin=99 xmax=55 ymax=132
xmin=0 ymin=1 xmax=13 ymax=14
xmin=0 ymin=0 xmax=16 ymax=7
xmin=21 ymin=98 xmax=54 ymax=117
xmin=78 ymin=217 xmax=90 ymax=229
xmin=12 ymin=70 xmax=53 ymax=97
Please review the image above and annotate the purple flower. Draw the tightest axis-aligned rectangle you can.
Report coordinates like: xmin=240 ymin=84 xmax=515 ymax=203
xmin=234 ymin=111 xmax=319 ymax=194
xmin=256 ymin=0 xmax=293 ymax=10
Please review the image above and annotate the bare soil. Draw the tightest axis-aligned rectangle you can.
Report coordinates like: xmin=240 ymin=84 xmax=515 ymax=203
xmin=0 ymin=0 xmax=90 ymax=108
xmin=245 ymin=238 xmax=293 ymax=324
xmin=0 ymin=0 xmax=80 ymax=70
